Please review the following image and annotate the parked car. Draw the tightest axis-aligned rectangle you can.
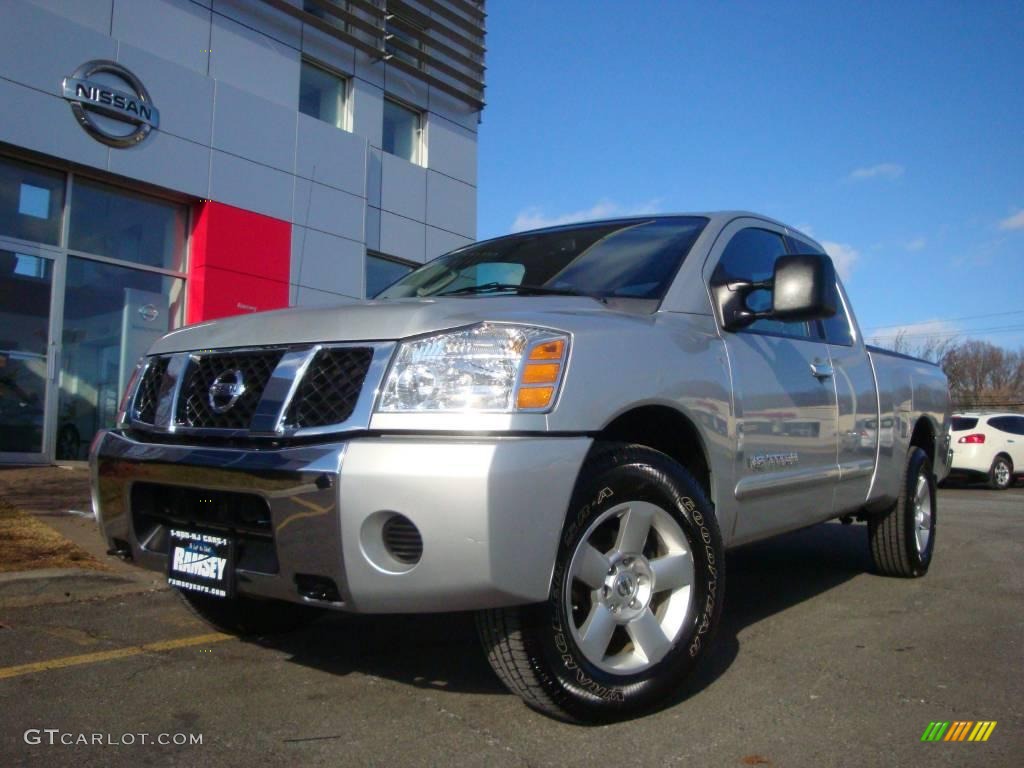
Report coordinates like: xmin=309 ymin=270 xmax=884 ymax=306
xmin=947 ymin=412 xmax=1024 ymax=489
xmin=90 ymin=212 xmax=951 ymax=722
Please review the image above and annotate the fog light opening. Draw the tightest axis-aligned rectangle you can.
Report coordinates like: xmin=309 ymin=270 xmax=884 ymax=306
xmin=381 ymin=514 xmax=423 ymax=565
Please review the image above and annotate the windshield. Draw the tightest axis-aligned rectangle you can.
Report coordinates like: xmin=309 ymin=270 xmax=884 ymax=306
xmin=375 ymin=217 xmax=708 ymax=300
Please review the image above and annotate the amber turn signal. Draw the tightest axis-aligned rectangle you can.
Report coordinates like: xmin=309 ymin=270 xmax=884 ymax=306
xmin=529 ymin=339 xmax=565 ymax=360
xmin=522 ymin=363 xmax=560 ymax=384
xmin=516 ymin=386 xmax=554 ymax=409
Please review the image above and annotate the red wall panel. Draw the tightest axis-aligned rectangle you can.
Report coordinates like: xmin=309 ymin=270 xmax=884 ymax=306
xmin=187 ymin=201 xmax=290 ymax=324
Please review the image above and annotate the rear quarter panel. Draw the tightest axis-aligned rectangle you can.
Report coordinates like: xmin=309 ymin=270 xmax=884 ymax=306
xmin=867 ymin=349 xmax=951 ymax=505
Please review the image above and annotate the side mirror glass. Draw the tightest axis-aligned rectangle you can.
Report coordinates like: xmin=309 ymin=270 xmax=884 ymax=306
xmin=771 ymin=254 xmax=838 ymax=321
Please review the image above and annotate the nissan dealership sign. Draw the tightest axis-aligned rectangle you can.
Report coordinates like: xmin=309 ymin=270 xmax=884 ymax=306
xmin=62 ymin=60 xmax=159 ymax=148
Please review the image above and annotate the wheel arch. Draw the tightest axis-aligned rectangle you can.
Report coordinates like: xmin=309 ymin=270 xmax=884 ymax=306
xmin=909 ymin=416 xmax=937 ymax=466
xmin=596 ymin=404 xmax=714 ymax=507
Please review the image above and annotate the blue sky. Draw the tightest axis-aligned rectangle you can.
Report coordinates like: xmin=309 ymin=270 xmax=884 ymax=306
xmin=475 ymin=1 xmax=1024 ymax=350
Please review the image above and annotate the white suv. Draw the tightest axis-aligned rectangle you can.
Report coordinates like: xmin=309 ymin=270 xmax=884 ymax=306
xmin=948 ymin=413 xmax=1024 ymax=490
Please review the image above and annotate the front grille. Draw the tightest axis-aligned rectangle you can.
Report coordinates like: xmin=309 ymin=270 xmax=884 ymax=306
xmin=285 ymin=347 xmax=373 ymax=428
xmin=134 ymin=357 xmax=169 ymax=424
xmin=176 ymin=350 xmax=283 ymax=430
xmin=131 ymin=482 xmax=278 ymax=574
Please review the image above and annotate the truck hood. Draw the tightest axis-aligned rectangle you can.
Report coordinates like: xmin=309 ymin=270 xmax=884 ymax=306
xmin=150 ymin=296 xmax=650 ymax=353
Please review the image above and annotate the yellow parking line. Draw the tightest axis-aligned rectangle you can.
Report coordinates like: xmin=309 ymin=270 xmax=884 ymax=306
xmin=0 ymin=632 xmax=233 ymax=681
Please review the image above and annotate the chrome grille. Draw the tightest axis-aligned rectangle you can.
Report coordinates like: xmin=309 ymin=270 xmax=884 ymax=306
xmin=176 ymin=350 xmax=284 ymax=430
xmin=284 ymin=347 xmax=373 ymax=429
xmin=134 ymin=357 xmax=169 ymax=424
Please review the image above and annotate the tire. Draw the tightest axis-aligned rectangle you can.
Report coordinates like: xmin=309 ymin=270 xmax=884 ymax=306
xmin=476 ymin=442 xmax=724 ymax=722
xmin=869 ymin=447 xmax=936 ymax=578
xmin=988 ymin=455 xmax=1013 ymax=491
xmin=176 ymin=589 xmax=322 ymax=636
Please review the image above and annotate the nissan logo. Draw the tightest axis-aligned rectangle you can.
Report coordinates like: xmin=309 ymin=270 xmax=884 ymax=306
xmin=62 ymin=60 xmax=159 ymax=148
xmin=208 ymin=370 xmax=247 ymax=413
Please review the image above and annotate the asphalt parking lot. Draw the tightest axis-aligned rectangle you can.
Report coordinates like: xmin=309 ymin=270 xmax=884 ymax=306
xmin=1 ymin=485 xmax=1021 ymax=767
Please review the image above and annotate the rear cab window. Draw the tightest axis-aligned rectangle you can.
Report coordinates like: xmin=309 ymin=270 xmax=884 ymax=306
xmin=951 ymin=417 xmax=979 ymax=431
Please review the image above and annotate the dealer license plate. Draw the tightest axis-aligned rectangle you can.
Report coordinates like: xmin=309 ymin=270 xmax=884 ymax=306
xmin=167 ymin=529 xmax=235 ymax=599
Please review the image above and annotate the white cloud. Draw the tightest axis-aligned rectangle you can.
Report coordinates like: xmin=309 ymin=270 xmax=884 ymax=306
xmin=510 ymin=198 xmax=662 ymax=233
xmin=905 ymin=236 xmax=927 ymax=251
xmin=847 ymin=163 xmax=905 ymax=181
xmin=820 ymin=240 xmax=858 ymax=281
xmin=998 ymin=210 xmax=1024 ymax=230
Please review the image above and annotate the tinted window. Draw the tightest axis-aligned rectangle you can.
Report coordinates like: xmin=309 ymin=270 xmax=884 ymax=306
xmin=299 ymin=60 xmax=346 ymax=129
xmin=366 ymin=253 xmax=413 ymax=298
xmin=713 ymin=228 xmax=819 ymax=339
xmin=0 ymin=156 xmax=65 ymax=246
xmin=951 ymin=417 xmax=978 ymax=431
xmin=987 ymin=416 xmax=1018 ymax=434
xmin=382 ymin=99 xmax=421 ymax=164
xmin=378 ymin=218 xmax=708 ymax=300
xmin=1012 ymin=417 xmax=1024 ymax=436
xmin=69 ymin=179 xmax=187 ymax=272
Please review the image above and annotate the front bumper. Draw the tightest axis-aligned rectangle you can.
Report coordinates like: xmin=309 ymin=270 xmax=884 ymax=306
xmin=90 ymin=430 xmax=592 ymax=613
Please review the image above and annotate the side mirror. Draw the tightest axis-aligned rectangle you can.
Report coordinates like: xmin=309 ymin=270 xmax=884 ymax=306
xmin=771 ymin=254 xmax=838 ymax=321
xmin=712 ymin=253 xmax=838 ymax=331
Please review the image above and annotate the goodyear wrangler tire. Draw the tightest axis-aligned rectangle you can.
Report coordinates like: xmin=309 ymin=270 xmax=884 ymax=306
xmin=869 ymin=447 xmax=936 ymax=578
xmin=176 ymin=590 xmax=323 ymax=636
xmin=476 ymin=442 xmax=724 ymax=722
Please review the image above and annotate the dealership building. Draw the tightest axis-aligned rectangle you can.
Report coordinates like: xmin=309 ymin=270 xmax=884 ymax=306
xmin=0 ymin=0 xmax=485 ymax=463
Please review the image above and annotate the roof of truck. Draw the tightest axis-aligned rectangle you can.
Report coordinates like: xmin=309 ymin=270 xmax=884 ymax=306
xmin=502 ymin=211 xmax=821 ymax=249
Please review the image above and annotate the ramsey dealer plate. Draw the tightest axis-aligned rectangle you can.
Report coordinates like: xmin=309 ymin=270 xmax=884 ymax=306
xmin=167 ymin=529 xmax=235 ymax=598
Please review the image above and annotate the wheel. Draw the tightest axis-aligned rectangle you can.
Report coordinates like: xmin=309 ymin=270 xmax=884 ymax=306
xmin=988 ymin=455 xmax=1013 ymax=491
xmin=869 ymin=447 xmax=936 ymax=578
xmin=176 ymin=590 xmax=322 ymax=636
xmin=476 ymin=442 xmax=724 ymax=722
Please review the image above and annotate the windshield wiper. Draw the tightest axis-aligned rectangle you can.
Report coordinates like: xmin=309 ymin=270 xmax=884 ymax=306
xmin=437 ymin=282 xmax=600 ymax=299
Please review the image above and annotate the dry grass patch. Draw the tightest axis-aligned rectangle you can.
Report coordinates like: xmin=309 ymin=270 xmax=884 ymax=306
xmin=0 ymin=497 xmax=109 ymax=573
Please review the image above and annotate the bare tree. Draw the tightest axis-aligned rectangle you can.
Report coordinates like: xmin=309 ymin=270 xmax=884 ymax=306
xmin=870 ymin=334 xmax=1024 ymax=412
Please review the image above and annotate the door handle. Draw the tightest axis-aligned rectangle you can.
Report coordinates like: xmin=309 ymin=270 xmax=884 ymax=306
xmin=810 ymin=361 xmax=833 ymax=379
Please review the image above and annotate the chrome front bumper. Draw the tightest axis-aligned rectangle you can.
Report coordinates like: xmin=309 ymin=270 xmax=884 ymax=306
xmin=90 ymin=430 xmax=592 ymax=613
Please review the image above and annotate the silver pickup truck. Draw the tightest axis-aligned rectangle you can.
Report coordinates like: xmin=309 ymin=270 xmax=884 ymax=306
xmin=90 ymin=212 xmax=950 ymax=722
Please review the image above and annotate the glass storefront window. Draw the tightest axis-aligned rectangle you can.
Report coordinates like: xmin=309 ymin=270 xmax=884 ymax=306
xmin=0 ymin=157 xmax=65 ymax=246
xmin=69 ymin=179 xmax=188 ymax=272
xmin=56 ymin=257 xmax=185 ymax=459
xmin=0 ymin=251 xmax=53 ymax=453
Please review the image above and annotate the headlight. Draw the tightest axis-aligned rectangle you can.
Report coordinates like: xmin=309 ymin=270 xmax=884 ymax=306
xmin=378 ymin=323 xmax=569 ymax=413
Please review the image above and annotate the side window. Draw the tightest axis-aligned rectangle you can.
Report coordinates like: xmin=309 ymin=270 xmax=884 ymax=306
xmin=1012 ymin=417 xmax=1024 ymax=436
xmin=987 ymin=417 xmax=1013 ymax=434
xmin=712 ymin=228 xmax=820 ymax=339
xmin=786 ymin=236 xmax=854 ymax=346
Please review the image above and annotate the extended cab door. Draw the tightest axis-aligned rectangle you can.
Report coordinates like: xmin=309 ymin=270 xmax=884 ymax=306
xmin=786 ymin=236 xmax=878 ymax=515
xmin=707 ymin=222 xmax=839 ymax=543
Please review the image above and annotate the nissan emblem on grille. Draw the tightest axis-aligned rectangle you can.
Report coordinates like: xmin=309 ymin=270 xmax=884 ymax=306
xmin=208 ymin=370 xmax=246 ymax=413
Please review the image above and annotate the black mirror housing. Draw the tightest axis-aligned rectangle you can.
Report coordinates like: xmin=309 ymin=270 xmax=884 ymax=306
xmin=771 ymin=254 xmax=838 ymax=321
xmin=711 ymin=252 xmax=839 ymax=332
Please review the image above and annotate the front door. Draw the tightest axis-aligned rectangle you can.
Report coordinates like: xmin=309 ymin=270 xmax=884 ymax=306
xmin=0 ymin=247 xmax=58 ymax=463
xmin=706 ymin=221 xmax=839 ymax=543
